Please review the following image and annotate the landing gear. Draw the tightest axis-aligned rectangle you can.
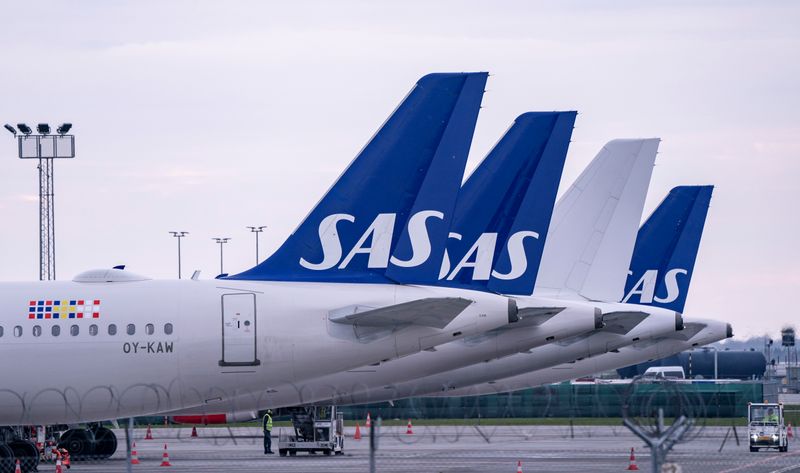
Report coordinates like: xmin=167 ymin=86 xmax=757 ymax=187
xmin=92 ymin=427 xmax=117 ymax=459
xmin=7 ymin=440 xmax=38 ymax=473
xmin=0 ymin=428 xmax=38 ymax=473
xmin=0 ymin=444 xmax=14 ymax=473
xmin=58 ymin=425 xmax=117 ymax=460
xmin=58 ymin=428 xmax=94 ymax=459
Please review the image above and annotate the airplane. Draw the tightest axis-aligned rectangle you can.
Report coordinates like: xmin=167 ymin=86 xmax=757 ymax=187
xmin=170 ymin=136 xmax=680 ymax=414
xmin=0 ymin=73 xmax=527 ymax=466
xmin=167 ymin=110 xmax=609 ymax=417
xmin=427 ymin=186 xmax=729 ymax=397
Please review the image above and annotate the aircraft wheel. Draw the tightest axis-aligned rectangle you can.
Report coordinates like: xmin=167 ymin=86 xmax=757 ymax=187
xmin=324 ymin=449 xmax=331 ymax=456
xmin=750 ymin=446 xmax=758 ymax=452
xmin=7 ymin=440 xmax=38 ymax=473
xmin=289 ymin=450 xmax=296 ymax=456
xmin=58 ymin=429 xmax=96 ymax=460
xmin=92 ymin=427 xmax=117 ymax=459
xmin=0 ymin=444 xmax=15 ymax=473
xmin=279 ymin=449 xmax=286 ymax=457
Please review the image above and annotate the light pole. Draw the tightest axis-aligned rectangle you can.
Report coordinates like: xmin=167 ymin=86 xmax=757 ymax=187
xmin=246 ymin=226 xmax=267 ymax=264
xmin=169 ymin=231 xmax=189 ymax=279
xmin=212 ymin=237 xmax=231 ymax=275
xmin=5 ymin=122 xmax=75 ymax=280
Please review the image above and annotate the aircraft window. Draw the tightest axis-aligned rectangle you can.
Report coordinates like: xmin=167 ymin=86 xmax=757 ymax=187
xmin=14 ymin=326 xmax=22 ymax=337
xmin=89 ymin=324 xmax=98 ymax=336
xmin=70 ymin=325 xmax=79 ymax=336
xmin=52 ymin=325 xmax=61 ymax=337
xmin=127 ymin=324 xmax=135 ymax=335
xmin=0 ymin=326 xmax=3 ymax=337
xmin=108 ymin=324 xmax=117 ymax=336
xmin=33 ymin=325 xmax=42 ymax=337
xmin=146 ymin=323 xmax=154 ymax=335
xmin=164 ymin=323 xmax=173 ymax=335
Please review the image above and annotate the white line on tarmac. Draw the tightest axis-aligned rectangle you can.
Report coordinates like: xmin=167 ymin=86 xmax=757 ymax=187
xmin=718 ymin=451 xmax=800 ymax=473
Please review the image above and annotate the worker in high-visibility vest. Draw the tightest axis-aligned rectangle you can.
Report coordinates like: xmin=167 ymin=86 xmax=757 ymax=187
xmin=262 ymin=410 xmax=274 ymax=454
xmin=765 ymin=408 xmax=779 ymax=424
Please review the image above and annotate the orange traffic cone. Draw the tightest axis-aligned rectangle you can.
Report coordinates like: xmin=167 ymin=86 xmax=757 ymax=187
xmin=13 ymin=459 xmax=20 ymax=473
xmin=145 ymin=425 xmax=154 ymax=440
xmin=406 ymin=419 xmax=413 ymax=435
xmin=55 ymin=452 xmax=63 ymax=473
xmin=627 ymin=447 xmax=639 ymax=470
xmin=160 ymin=443 xmax=172 ymax=467
xmin=131 ymin=442 xmax=140 ymax=464
xmin=789 ymin=423 xmax=794 ymax=439
xmin=354 ymin=423 xmax=362 ymax=440
xmin=191 ymin=426 xmax=198 ymax=438
xmin=516 ymin=460 xmax=523 ymax=473
xmin=366 ymin=412 xmax=371 ymax=427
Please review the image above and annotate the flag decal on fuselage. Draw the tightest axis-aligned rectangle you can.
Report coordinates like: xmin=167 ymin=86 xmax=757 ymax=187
xmin=27 ymin=299 xmax=101 ymax=319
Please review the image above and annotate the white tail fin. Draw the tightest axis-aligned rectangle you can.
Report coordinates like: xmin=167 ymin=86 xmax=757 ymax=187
xmin=534 ymin=138 xmax=660 ymax=302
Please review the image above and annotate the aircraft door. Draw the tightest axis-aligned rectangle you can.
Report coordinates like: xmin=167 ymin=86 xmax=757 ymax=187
xmin=219 ymin=293 xmax=260 ymax=366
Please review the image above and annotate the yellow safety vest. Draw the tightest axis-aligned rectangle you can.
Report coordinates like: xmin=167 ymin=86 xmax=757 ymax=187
xmin=263 ymin=413 xmax=273 ymax=431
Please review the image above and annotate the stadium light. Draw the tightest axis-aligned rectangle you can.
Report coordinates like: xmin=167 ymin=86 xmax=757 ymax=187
xmin=37 ymin=123 xmax=51 ymax=135
xmin=3 ymin=124 xmax=15 ymax=136
xmin=57 ymin=123 xmax=72 ymax=135
xmin=17 ymin=123 xmax=32 ymax=135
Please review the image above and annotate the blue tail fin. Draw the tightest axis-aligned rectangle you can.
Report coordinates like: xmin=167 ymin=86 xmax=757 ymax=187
xmin=230 ymin=72 xmax=488 ymax=283
xmin=621 ymin=185 xmax=714 ymax=312
xmin=436 ymin=111 xmax=577 ymax=294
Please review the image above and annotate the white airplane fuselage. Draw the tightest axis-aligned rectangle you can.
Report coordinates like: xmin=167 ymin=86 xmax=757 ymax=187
xmin=0 ymin=275 xmax=513 ymax=425
xmin=168 ymin=297 xmax=602 ymax=415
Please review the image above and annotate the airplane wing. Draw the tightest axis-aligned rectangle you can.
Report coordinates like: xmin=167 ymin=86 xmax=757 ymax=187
xmin=600 ymin=311 xmax=649 ymax=334
xmin=329 ymin=297 xmax=473 ymax=329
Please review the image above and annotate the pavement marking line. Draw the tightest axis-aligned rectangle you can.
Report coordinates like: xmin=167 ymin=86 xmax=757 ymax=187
xmin=718 ymin=451 xmax=800 ymax=473
xmin=769 ymin=464 xmax=800 ymax=473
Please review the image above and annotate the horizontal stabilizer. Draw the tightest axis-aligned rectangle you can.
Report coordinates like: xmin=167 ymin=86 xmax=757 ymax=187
xmin=663 ymin=322 xmax=707 ymax=341
xmin=600 ymin=311 xmax=649 ymax=334
xmin=329 ymin=297 xmax=473 ymax=329
xmin=516 ymin=307 xmax=565 ymax=326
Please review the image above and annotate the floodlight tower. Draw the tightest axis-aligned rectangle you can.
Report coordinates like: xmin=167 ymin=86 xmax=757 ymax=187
xmin=4 ymin=122 xmax=75 ymax=280
xmin=169 ymin=231 xmax=189 ymax=279
xmin=246 ymin=225 xmax=267 ymax=264
xmin=212 ymin=237 xmax=231 ymax=275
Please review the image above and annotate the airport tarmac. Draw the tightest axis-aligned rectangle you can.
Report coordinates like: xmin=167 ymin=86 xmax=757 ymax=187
xmin=63 ymin=426 xmax=800 ymax=473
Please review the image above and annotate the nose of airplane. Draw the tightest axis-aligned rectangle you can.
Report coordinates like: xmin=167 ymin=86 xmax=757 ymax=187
xmin=726 ymin=323 xmax=734 ymax=338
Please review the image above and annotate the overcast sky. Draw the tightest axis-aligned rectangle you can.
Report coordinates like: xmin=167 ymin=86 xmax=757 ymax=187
xmin=1 ymin=1 xmax=798 ymax=338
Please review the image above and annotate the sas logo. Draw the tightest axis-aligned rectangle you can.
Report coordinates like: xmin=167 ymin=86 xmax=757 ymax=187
xmin=299 ymin=211 xmax=539 ymax=281
xmin=28 ymin=299 xmax=101 ymax=319
xmin=622 ymin=269 xmax=688 ymax=305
